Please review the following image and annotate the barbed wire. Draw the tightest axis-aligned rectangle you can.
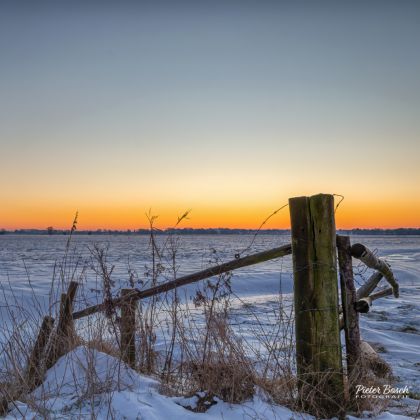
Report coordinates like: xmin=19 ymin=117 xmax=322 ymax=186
xmin=236 ymin=203 xmax=289 ymax=258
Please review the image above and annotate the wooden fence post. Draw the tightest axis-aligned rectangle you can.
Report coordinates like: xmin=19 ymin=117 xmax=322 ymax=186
xmin=56 ymin=281 xmax=79 ymax=337
xmin=46 ymin=281 xmax=79 ymax=369
xmin=1 ymin=317 xmax=56 ymax=416
xmin=26 ymin=316 xmax=55 ymax=389
xmin=289 ymin=194 xmax=344 ymax=417
xmin=121 ymin=289 xmax=136 ymax=369
xmin=337 ymin=235 xmax=362 ymax=398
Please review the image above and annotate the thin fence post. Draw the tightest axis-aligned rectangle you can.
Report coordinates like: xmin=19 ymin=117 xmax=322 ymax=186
xmin=121 ymin=288 xmax=136 ymax=369
xmin=26 ymin=316 xmax=55 ymax=389
xmin=56 ymin=281 xmax=79 ymax=338
xmin=46 ymin=281 xmax=79 ymax=369
xmin=289 ymin=194 xmax=345 ymax=417
xmin=337 ymin=235 xmax=362 ymax=399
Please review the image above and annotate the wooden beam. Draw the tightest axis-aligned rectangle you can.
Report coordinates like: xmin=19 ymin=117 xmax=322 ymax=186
xmin=72 ymin=244 xmax=292 ymax=320
xmin=26 ymin=316 xmax=55 ymax=389
xmin=57 ymin=281 xmax=79 ymax=336
xmin=46 ymin=281 xmax=79 ymax=368
xmin=356 ymin=271 xmax=383 ymax=300
xmin=351 ymin=244 xmax=399 ymax=297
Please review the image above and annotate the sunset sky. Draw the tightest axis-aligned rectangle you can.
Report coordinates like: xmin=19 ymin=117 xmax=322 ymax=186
xmin=1 ymin=1 xmax=419 ymax=230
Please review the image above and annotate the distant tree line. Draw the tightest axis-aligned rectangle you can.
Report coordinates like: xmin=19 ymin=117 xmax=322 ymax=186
xmin=0 ymin=228 xmax=419 ymax=235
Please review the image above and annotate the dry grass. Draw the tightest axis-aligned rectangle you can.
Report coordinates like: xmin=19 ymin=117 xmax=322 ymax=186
xmin=0 ymin=212 xmax=397 ymax=418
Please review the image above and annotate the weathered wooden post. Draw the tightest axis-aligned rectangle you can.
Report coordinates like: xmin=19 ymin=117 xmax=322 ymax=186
xmin=121 ymin=289 xmax=136 ymax=369
xmin=2 ymin=316 xmax=56 ymax=415
xmin=57 ymin=281 xmax=79 ymax=338
xmin=337 ymin=235 xmax=362 ymax=400
xmin=46 ymin=281 xmax=79 ymax=369
xmin=26 ymin=316 xmax=55 ymax=389
xmin=289 ymin=194 xmax=344 ymax=417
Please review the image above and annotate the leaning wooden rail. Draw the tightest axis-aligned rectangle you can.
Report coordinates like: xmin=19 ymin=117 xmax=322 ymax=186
xmin=72 ymin=243 xmax=292 ymax=320
xmin=351 ymin=243 xmax=399 ymax=297
xmin=337 ymin=238 xmax=399 ymax=338
xmin=337 ymin=271 xmax=384 ymax=316
xmin=356 ymin=271 xmax=383 ymax=300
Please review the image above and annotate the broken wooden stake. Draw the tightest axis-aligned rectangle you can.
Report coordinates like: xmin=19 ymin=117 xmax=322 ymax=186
xmin=46 ymin=281 xmax=79 ymax=369
xmin=26 ymin=316 xmax=55 ymax=389
xmin=57 ymin=281 xmax=79 ymax=337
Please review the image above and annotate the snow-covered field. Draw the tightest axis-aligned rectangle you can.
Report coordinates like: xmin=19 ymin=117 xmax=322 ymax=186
xmin=0 ymin=234 xmax=419 ymax=418
xmin=3 ymin=346 xmax=413 ymax=420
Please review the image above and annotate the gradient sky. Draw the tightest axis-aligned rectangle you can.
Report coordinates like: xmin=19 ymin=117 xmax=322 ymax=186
xmin=1 ymin=1 xmax=419 ymax=230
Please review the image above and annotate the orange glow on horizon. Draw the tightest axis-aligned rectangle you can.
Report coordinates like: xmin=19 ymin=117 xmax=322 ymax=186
xmin=2 ymin=3 xmax=420 ymax=235
xmin=1 ymin=198 xmax=419 ymax=230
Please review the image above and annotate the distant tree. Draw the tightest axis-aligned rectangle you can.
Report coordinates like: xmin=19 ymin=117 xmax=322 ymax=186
xmin=47 ymin=226 xmax=54 ymax=235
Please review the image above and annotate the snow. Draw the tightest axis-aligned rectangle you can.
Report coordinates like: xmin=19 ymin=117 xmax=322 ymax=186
xmin=6 ymin=346 xmax=308 ymax=419
xmin=4 ymin=346 xmax=414 ymax=420
xmin=1 ymin=234 xmax=419 ymax=418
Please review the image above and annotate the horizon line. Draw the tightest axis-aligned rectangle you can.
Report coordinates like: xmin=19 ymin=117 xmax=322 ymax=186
xmin=2 ymin=227 xmax=420 ymax=233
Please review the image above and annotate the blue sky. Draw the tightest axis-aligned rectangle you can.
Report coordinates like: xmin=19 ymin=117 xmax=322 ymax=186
xmin=1 ymin=1 xmax=419 ymax=228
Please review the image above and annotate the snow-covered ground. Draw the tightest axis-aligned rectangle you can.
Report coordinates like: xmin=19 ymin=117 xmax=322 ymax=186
xmin=1 ymin=234 xmax=419 ymax=418
xmin=3 ymin=346 xmax=414 ymax=420
xmin=5 ymin=346 xmax=311 ymax=419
